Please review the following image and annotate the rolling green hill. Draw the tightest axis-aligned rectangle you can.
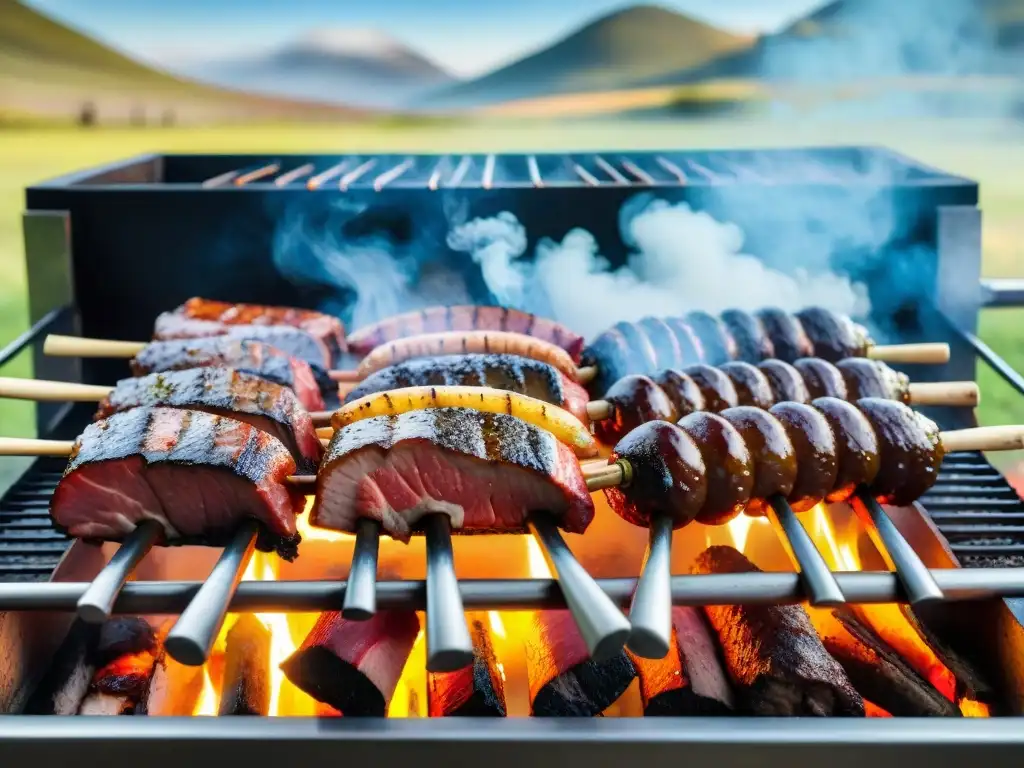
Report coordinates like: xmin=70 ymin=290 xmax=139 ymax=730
xmin=0 ymin=0 xmax=366 ymax=124
xmin=420 ymin=4 xmax=752 ymax=109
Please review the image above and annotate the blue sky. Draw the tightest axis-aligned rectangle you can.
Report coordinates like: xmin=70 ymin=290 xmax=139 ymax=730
xmin=25 ymin=0 xmax=826 ymax=77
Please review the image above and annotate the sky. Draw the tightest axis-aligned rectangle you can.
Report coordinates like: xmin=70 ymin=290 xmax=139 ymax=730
xmin=25 ymin=0 xmax=827 ymax=78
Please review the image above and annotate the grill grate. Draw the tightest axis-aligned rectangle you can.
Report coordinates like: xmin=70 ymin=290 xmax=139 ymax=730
xmin=0 ymin=453 xmax=1020 ymax=583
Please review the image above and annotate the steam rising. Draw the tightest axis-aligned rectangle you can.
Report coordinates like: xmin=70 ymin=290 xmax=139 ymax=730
xmin=448 ymin=198 xmax=868 ymax=339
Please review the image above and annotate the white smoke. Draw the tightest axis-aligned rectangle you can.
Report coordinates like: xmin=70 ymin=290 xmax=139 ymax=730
xmin=447 ymin=198 xmax=870 ymax=339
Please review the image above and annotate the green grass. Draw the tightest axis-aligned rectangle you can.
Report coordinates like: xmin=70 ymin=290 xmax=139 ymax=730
xmin=1 ymin=116 xmax=1022 ymax=473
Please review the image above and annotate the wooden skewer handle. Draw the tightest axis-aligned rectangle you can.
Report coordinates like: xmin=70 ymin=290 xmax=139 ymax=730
xmin=941 ymin=426 xmax=1024 ymax=453
xmin=328 ymin=370 xmax=361 ymax=383
xmin=0 ymin=437 xmax=75 ymax=456
xmin=585 ymin=400 xmax=614 ymax=421
xmin=906 ymin=381 xmax=979 ymax=408
xmin=0 ymin=377 xmax=113 ymax=402
xmin=44 ymin=334 xmax=146 ymax=358
xmin=867 ymin=343 xmax=950 ymax=364
xmin=577 ymin=366 xmax=598 ymax=385
xmin=584 ymin=462 xmax=625 ymax=491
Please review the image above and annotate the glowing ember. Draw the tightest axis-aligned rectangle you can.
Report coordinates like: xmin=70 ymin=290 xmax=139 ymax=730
xmin=488 ymin=611 xmax=507 ymax=638
xmin=960 ymin=698 xmax=991 ymax=717
xmin=192 ymin=669 xmax=218 ymax=716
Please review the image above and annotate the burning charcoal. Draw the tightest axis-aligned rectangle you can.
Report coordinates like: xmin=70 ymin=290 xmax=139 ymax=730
xmin=281 ymin=610 xmax=419 ymax=717
xmin=219 ymin=615 xmax=271 ymax=716
xmin=692 ymin=546 xmax=864 ymax=716
xmin=23 ymin=619 xmax=101 ymax=715
xmin=137 ymin=648 xmax=204 ymax=716
xmin=526 ymin=610 xmax=636 ymax=717
xmin=78 ymin=618 xmax=160 ymax=716
xmin=94 ymin=617 xmax=157 ymax=665
xmin=630 ymin=607 xmax=735 ymax=716
xmin=806 ymin=606 xmax=959 ymax=717
xmin=427 ymin=618 xmax=506 ymax=717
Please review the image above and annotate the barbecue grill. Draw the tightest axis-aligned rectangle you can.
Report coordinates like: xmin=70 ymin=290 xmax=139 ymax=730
xmin=3 ymin=147 xmax=1024 ymax=766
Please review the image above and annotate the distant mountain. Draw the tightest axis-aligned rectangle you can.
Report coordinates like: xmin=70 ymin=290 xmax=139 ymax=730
xmin=0 ymin=0 xmax=366 ymax=124
xmin=637 ymin=0 xmax=1024 ymax=87
xmin=419 ymin=4 xmax=752 ymax=109
xmin=193 ymin=29 xmax=456 ymax=109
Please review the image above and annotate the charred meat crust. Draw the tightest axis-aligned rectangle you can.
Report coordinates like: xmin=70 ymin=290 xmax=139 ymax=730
xmin=796 ymin=307 xmax=871 ymax=362
xmin=755 ymin=308 xmax=814 ymax=362
xmin=684 ymin=311 xmax=737 ymax=365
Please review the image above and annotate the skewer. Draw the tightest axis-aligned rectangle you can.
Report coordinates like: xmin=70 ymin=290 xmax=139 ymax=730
xmin=76 ymin=521 xmax=162 ymax=623
xmin=274 ymin=163 xmax=315 ymax=187
xmin=163 ymin=521 xmax=259 ymax=666
xmin=342 ymin=519 xmax=381 ymax=620
xmin=306 ymin=160 xmax=353 ymax=190
xmin=482 ymin=154 xmax=496 ymax=189
xmin=766 ymin=496 xmax=846 ymax=606
xmin=423 ymin=514 xmax=474 ymax=672
xmin=853 ymin=491 xmax=943 ymax=604
xmin=527 ymin=512 xmax=632 ymax=662
xmin=626 ymin=514 xmax=674 ymax=658
xmin=339 ymin=159 xmax=377 ymax=191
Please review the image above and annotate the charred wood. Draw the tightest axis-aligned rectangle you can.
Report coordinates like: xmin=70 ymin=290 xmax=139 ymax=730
xmin=281 ymin=610 xmax=419 ymax=717
xmin=219 ymin=614 xmax=271 ymax=716
xmin=23 ymin=620 xmax=100 ymax=715
xmin=428 ymin=618 xmax=506 ymax=717
xmin=78 ymin=618 xmax=159 ymax=716
xmin=630 ymin=606 xmax=735 ymax=716
xmin=526 ymin=610 xmax=636 ymax=717
xmin=693 ymin=546 xmax=864 ymax=716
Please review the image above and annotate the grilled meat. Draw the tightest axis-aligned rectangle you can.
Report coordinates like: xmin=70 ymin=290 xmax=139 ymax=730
xmin=796 ymin=307 xmax=871 ymax=362
xmin=684 ymin=311 xmax=737 ymax=365
xmin=719 ymin=361 xmax=774 ymax=409
xmin=311 ymin=408 xmax=594 ymax=540
xmin=593 ymin=375 xmax=678 ymax=445
xmin=768 ymin=402 xmax=838 ymax=513
xmin=130 ymin=337 xmax=327 ymax=411
xmin=153 ymin=316 xmax=332 ymax=369
xmin=168 ymin=297 xmax=345 ymax=363
xmin=755 ymin=308 xmax=814 ymax=362
xmin=345 ymin=353 xmax=590 ymax=425
xmin=837 ymin=358 xmax=911 ymax=403
xmin=637 ymin=317 xmax=684 ymax=370
xmin=693 ymin=546 xmax=864 ymax=716
xmin=721 ymin=309 xmax=774 ymax=362
xmin=794 ymin=358 xmax=848 ymax=400
xmin=677 ymin=412 xmax=754 ymax=525
xmin=632 ymin=606 xmax=735 ymax=716
xmin=50 ymin=407 xmax=304 ymax=559
xmin=346 ymin=305 xmax=584 ymax=362
xmin=757 ymin=359 xmax=810 ymax=404
xmin=857 ymin=397 xmax=943 ymax=505
xmin=681 ymin=364 xmax=739 ymax=413
xmin=652 ymin=369 xmax=706 ymax=417
xmin=96 ymin=368 xmax=322 ymax=472
xmin=282 ymin=610 xmax=420 ymax=716
xmin=719 ymin=407 xmax=797 ymax=516
xmin=812 ymin=397 xmax=880 ymax=503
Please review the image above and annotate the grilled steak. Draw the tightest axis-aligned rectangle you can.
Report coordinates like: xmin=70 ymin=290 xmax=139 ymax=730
xmin=693 ymin=546 xmax=863 ymax=716
xmin=311 ymin=407 xmax=594 ymax=540
xmin=344 ymin=353 xmax=590 ymax=425
xmin=346 ymin=305 xmax=584 ymax=362
xmin=50 ymin=407 xmax=304 ymax=559
xmin=96 ymin=368 xmax=322 ymax=472
xmin=169 ymin=297 xmax=346 ymax=362
xmin=131 ymin=337 xmax=327 ymax=411
xmin=153 ymin=315 xmax=332 ymax=369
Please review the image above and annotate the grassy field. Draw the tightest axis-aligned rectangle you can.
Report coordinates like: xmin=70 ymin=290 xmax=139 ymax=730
xmin=1 ymin=116 xmax=1023 ymax=472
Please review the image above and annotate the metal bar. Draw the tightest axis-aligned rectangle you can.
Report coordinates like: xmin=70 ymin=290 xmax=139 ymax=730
xmin=423 ymin=514 xmax=473 ymax=672
xmin=342 ymin=519 xmax=380 ymax=620
xmin=854 ymin=491 xmax=944 ymax=603
xmin=951 ymin=543 xmax=1024 ymax=555
xmin=930 ymin=512 xmax=1024 ymax=523
xmin=526 ymin=155 xmax=543 ymax=187
xmin=426 ymin=157 xmax=448 ymax=190
xmin=572 ymin=163 xmax=600 ymax=186
xmin=767 ymin=496 xmax=845 ymax=606
xmin=233 ymin=163 xmax=281 ymax=186
xmin=981 ymin=277 xmax=1024 ymax=307
xmin=626 ymin=515 xmax=673 ymax=659
xmin=923 ymin=498 xmax=1022 ymax=510
xmin=527 ymin=513 xmax=631 ymax=662
xmin=958 ymin=326 xmax=1024 ymax=398
xmin=593 ymin=155 xmax=629 ymax=184
xmin=200 ymin=170 xmax=239 ymax=188
xmin=163 ymin=521 xmax=258 ymax=666
xmin=0 ymin=306 xmax=67 ymax=370
xmin=685 ymin=159 xmax=720 ymax=182
xmin=273 ymin=163 xmax=315 ymax=187
xmin=621 ymin=159 xmax=655 ymax=184
xmin=482 ymin=154 xmax=496 ymax=189
xmin=75 ymin=521 xmax=161 ymax=623
xmin=372 ymin=158 xmax=414 ymax=191
xmin=306 ymin=160 xmax=353 ymax=190
xmin=940 ymin=524 xmax=1024 ymax=535
xmin=339 ymin=160 xmax=378 ymax=191
xmin=4 ymin=568 xmax=1024 ymax=613
xmin=447 ymin=156 xmax=472 ymax=188
xmin=655 ymin=156 xmax=687 ymax=183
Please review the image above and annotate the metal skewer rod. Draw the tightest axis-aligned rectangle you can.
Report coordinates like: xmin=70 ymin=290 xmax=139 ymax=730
xmin=766 ymin=496 xmax=846 ymax=607
xmin=76 ymin=521 xmax=162 ymax=623
xmin=164 ymin=521 xmax=259 ymax=666
xmin=423 ymin=514 xmax=474 ymax=673
xmin=341 ymin=519 xmax=380 ymax=620
xmin=626 ymin=515 xmax=673 ymax=659
xmin=528 ymin=512 xmax=632 ymax=663
xmin=854 ymin=490 xmax=944 ymax=604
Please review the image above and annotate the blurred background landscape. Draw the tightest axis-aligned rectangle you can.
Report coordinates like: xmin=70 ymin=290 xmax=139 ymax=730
xmin=1 ymin=0 xmax=1023 ymax=474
